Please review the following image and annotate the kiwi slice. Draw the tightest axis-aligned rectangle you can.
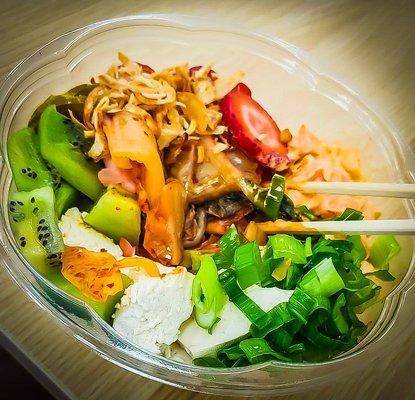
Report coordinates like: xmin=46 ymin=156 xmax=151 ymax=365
xmin=39 ymin=105 xmax=104 ymax=200
xmin=84 ymin=187 xmax=141 ymax=245
xmin=55 ymin=180 xmax=80 ymax=218
xmin=45 ymin=271 xmax=128 ymax=323
xmin=7 ymin=127 xmax=54 ymax=191
xmin=9 ymin=187 xmax=64 ymax=275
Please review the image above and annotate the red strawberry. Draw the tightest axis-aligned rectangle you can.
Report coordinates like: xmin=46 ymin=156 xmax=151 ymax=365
xmin=221 ymin=83 xmax=289 ymax=170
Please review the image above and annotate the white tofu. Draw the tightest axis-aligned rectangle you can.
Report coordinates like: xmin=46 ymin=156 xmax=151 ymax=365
xmin=58 ymin=207 xmax=122 ymax=259
xmin=178 ymin=285 xmax=293 ymax=358
xmin=113 ymin=266 xmax=194 ymax=354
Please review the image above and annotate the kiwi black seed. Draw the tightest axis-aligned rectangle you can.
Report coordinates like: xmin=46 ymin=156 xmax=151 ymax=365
xmin=8 ymin=187 xmax=64 ymax=275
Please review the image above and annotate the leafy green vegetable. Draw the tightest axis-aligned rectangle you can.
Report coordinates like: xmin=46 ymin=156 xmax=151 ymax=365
xmin=234 ymin=241 xmax=267 ymax=289
xmin=212 ymin=225 xmax=244 ymax=269
xmin=369 ymin=235 xmax=401 ymax=270
xmin=192 ymin=256 xmax=227 ymax=330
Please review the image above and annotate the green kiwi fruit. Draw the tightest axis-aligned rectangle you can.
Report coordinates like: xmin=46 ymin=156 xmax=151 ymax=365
xmin=7 ymin=127 xmax=54 ymax=191
xmin=84 ymin=187 xmax=141 ymax=245
xmin=39 ymin=105 xmax=103 ymax=200
xmin=45 ymin=271 xmax=129 ymax=323
xmin=9 ymin=186 xmax=64 ymax=275
xmin=55 ymin=180 xmax=80 ymax=218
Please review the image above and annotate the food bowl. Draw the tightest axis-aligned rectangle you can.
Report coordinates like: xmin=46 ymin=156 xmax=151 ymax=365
xmin=0 ymin=15 xmax=414 ymax=396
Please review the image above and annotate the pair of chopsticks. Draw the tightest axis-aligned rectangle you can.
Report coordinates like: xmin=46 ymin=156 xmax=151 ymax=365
xmin=258 ymin=181 xmax=415 ymax=235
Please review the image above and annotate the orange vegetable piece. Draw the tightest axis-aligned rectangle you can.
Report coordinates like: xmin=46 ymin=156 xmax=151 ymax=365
xmin=119 ymin=237 xmax=136 ymax=257
xmin=143 ymin=179 xmax=186 ymax=265
xmin=61 ymin=247 xmax=123 ymax=303
xmin=103 ymin=111 xmax=165 ymax=207
xmin=114 ymin=257 xmax=160 ymax=278
xmin=177 ymin=92 xmax=208 ymax=133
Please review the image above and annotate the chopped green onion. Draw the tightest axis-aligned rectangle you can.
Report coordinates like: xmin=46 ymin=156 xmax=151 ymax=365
xmin=297 ymin=205 xmax=319 ymax=221
xmin=310 ymin=295 xmax=331 ymax=314
xmin=212 ymin=225 xmax=244 ymax=269
xmin=239 ymin=174 xmax=286 ymax=220
xmin=364 ymin=270 xmax=395 ymax=282
xmin=250 ymin=302 xmax=294 ymax=338
xmin=263 ymin=174 xmax=285 ymax=220
xmin=283 ymin=263 xmax=303 ymax=290
xmin=192 ymin=255 xmax=227 ymax=330
xmin=331 ymin=293 xmax=348 ymax=335
xmin=234 ymin=241 xmax=267 ymax=289
xmin=305 ymin=237 xmax=313 ymax=258
xmin=334 ymin=208 xmax=364 ymax=221
xmin=304 ymin=319 xmax=348 ymax=350
xmin=279 ymin=194 xmax=298 ymax=220
xmin=218 ymin=344 xmax=245 ymax=360
xmin=269 ymin=328 xmax=293 ymax=350
xmin=182 ymin=249 xmax=203 ymax=272
xmin=347 ymin=282 xmax=380 ymax=307
xmin=369 ymin=235 xmax=401 ymax=270
xmin=239 ymin=338 xmax=290 ymax=363
xmin=268 ymin=234 xmax=307 ymax=264
xmin=287 ymin=288 xmax=315 ymax=324
xmin=219 ymin=269 xmax=271 ymax=330
xmin=347 ymin=236 xmax=366 ymax=265
xmin=299 ymin=258 xmax=345 ymax=298
xmin=271 ymin=259 xmax=291 ymax=282
xmin=193 ymin=357 xmax=227 ymax=367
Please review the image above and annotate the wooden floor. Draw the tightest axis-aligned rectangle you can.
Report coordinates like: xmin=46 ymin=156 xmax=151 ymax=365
xmin=0 ymin=1 xmax=414 ymax=399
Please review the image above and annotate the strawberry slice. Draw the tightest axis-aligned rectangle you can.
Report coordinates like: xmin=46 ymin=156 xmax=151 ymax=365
xmin=221 ymin=83 xmax=289 ymax=170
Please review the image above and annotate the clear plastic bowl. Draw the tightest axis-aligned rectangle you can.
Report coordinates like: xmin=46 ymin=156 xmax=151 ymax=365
xmin=0 ymin=15 xmax=414 ymax=396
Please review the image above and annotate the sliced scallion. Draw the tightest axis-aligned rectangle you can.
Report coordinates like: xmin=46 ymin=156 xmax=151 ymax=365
xmin=212 ymin=225 xmax=244 ymax=269
xmin=234 ymin=241 xmax=267 ymax=289
xmin=268 ymin=234 xmax=307 ymax=264
xmin=219 ymin=269 xmax=271 ymax=330
xmin=299 ymin=258 xmax=345 ymax=298
xmin=369 ymin=235 xmax=400 ymax=270
xmin=192 ymin=255 xmax=227 ymax=330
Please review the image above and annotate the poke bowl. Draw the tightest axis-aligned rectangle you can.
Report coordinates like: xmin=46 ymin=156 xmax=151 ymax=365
xmin=0 ymin=15 xmax=414 ymax=396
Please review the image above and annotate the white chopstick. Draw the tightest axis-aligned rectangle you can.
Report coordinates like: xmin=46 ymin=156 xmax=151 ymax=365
xmin=257 ymin=219 xmax=415 ymax=235
xmin=287 ymin=182 xmax=415 ymax=199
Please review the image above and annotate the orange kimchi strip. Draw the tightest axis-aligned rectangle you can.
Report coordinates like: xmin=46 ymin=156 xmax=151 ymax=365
xmin=143 ymin=179 xmax=186 ymax=265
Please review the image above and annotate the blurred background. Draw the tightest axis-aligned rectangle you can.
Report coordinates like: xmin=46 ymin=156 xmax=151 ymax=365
xmin=0 ymin=1 xmax=414 ymax=399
